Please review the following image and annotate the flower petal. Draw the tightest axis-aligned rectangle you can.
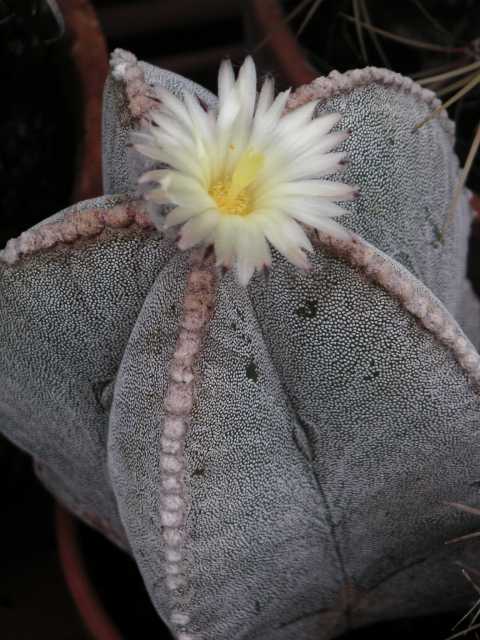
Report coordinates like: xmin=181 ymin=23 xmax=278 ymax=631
xmin=236 ymin=56 xmax=257 ymax=122
xmin=256 ymin=76 xmax=274 ymax=118
xmin=218 ymin=59 xmax=235 ymax=110
xmin=270 ymin=151 xmax=349 ymax=182
xmin=213 ymin=218 xmax=239 ymax=268
xmin=156 ymin=88 xmax=193 ymax=131
xmin=263 ymin=113 xmax=344 ymax=159
xmin=275 ymin=100 xmax=318 ymax=135
xmin=150 ymin=112 xmax=193 ymax=148
xmin=281 ymin=201 xmax=348 ymax=228
xmin=164 ymin=206 xmax=203 ymax=229
xmin=164 ymin=173 xmax=215 ymax=210
xmin=290 ymin=197 xmax=349 ymax=217
xmin=313 ymin=131 xmax=350 ymax=155
xmin=134 ymin=144 xmax=205 ymax=181
xmin=235 ymin=232 xmax=256 ymax=286
xmin=183 ymin=91 xmax=215 ymax=144
xmin=230 ymin=218 xmax=272 ymax=284
xmin=177 ymin=210 xmax=221 ymax=250
xmin=314 ymin=217 xmax=352 ymax=240
xmin=143 ymin=187 xmax=171 ymax=205
xmin=216 ymin=89 xmax=241 ymax=133
xmin=246 ymin=221 xmax=272 ymax=270
xmin=251 ymin=89 xmax=291 ymax=146
xmin=271 ymin=180 xmax=358 ymax=200
xmin=138 ymin=169 xmax=170 ymax=184
xmin=134 ymin=143 xmax=168 ymax=162
xmin=256 ymin=211 xmax=312 ymax=269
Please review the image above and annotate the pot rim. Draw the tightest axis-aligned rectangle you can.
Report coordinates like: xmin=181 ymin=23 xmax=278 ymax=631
xmin=250 ymin=0 xmax=317 ymax=87
xmin=55 ymin=0 xmax=108 ymax=202
xmin=55 ymin=504 xmax=123 ymax=640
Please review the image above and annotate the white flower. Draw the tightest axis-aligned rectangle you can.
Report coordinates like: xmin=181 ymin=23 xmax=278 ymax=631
xmin=136 ymin=56 xmax=357 ymax=286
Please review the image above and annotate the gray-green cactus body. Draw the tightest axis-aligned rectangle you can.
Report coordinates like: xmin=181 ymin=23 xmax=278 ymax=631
xmin=1 ymin=50 xmax=480 ymax=639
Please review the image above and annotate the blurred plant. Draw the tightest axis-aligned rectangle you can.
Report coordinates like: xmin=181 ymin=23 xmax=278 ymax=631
xmin=446 ymin=503 xmax=480 ymax=639
xmin=445 ymin=567 xmax=480 ymax=640
xmin=264 ymin=0 xmax=480 ymax=240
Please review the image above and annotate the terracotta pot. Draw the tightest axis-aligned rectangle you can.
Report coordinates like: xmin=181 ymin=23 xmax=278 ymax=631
xmin=54 ymin=0 xmax=108 ymax=202
xmin=55 ymin=505 xmax=171 ymax=639
xmin=56 ymin=505 xmax=122 ymax=640
xmin=245 ymin=0 xmax=316 ymax=87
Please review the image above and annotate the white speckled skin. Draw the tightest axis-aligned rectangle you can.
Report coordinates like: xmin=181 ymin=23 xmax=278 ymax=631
xmin=1 ymin=52 xmax=480 ymax=639
xmin=102 ymin=49 xmax=217 ymax=196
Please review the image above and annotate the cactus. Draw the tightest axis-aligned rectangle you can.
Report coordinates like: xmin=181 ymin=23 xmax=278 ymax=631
xmin=1 ymin=48 xmax=480 ymax=640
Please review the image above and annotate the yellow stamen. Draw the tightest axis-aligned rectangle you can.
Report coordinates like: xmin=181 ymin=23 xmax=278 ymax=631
xmin=210 ymin=182 xmax=251 ymax=215
xmin=209 ymin=149 xmax=264 ymax=216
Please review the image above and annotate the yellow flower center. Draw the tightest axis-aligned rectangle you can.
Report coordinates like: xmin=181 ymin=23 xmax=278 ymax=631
xmin=209 ymin=149 xmax=264 ymax=216
xmin=210 ymin=182 xmax=251 ymax=215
